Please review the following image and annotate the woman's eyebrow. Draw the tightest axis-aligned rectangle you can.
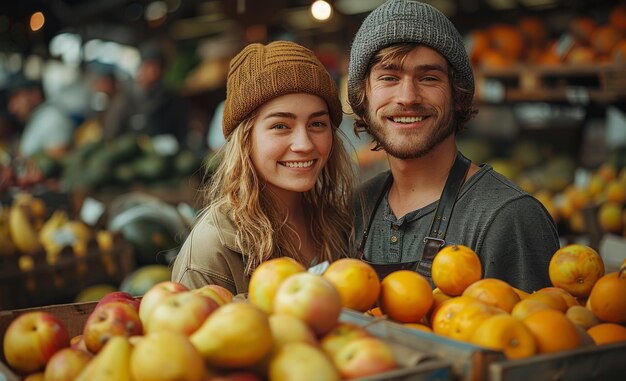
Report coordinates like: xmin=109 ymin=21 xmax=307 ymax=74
xmin=263 ymin=110 xmax=329 ymax=120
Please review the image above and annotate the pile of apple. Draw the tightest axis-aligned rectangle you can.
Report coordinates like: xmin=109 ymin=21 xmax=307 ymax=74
xmin=2 ymin=257 xmax=401 ymax=381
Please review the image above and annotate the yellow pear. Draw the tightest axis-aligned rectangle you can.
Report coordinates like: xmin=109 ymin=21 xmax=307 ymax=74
xmin=76 ymin=336 xmax=133 ymax=381
xmin=131 ymin=331 xmax=206 ymax=381
xmin=269 ymin=342 xmax=340 ymax=381
xmin=190 ymin=302 xmax=273 ymax=368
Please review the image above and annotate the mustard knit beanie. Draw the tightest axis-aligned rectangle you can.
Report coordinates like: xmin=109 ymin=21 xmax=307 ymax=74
xmin=348 ymin=0 xmax=474 ymax=109
xmin=222 ymin=41 xmax=342 ymax=139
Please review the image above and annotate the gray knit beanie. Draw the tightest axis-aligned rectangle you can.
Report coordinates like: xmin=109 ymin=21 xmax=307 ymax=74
xmin=348 ymin=0 xmax=474 ymax=109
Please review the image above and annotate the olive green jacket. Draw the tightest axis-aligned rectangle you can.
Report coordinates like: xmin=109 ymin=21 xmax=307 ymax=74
xmin=171 ymin=206 xmax=249 ymax=295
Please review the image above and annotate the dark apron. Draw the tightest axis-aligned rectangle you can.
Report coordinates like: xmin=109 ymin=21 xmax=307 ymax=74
xmin=357 ymin=152 xmax=471 ymax=282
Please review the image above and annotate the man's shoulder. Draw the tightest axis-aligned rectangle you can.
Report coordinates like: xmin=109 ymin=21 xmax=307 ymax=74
xmin=470 ymin=164 xmax=527 ymax=195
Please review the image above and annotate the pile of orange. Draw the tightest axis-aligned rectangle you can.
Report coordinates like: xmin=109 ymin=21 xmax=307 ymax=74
xmin=468 ymin=4 xmax=626 ymax=68
xmin=345 ymin=243 xmax=626 ymax=360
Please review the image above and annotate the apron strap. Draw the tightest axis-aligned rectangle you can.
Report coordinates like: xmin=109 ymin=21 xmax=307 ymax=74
xmin=415 ymin=152 xmax=471 ymax=277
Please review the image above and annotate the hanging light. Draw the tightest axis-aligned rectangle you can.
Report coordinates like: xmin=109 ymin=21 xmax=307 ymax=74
xmin=311 ymin=0 xmax=333 ymax=21
xmin=29 ymin=11 xmax=45 ymax=32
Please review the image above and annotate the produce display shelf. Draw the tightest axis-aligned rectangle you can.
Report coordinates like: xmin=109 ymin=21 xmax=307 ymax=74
xmin=0 ymin=302 xmax=454 ymax=381
xmin=342 ymin=310 xmax=626 ymax=381
xmin=341 ymin=310 xmax=503 ymax=381
xmin=0 ymin=235 xmax=135 ymax=311
xmin=0 ymin=301 xmax=97 ymax=381
xmin=475 ymin=63 xmax=626 ymax=104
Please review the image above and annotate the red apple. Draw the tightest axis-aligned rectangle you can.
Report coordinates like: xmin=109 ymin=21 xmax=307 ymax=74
xmin=43 ymin=347 xmax=93 ymax=381
xmin=95 ymin=291 xmax=140 ymax=312
xmin=139 ymin=281 xmax=188 ymax=324
xmin=272 ymin=272 xmax=342 ymax=336
xmin=2 ymin=311 xmax=71 ymax=373
xmin=334 ymin=336 xmax=398 ymax=379
xmin=144 ymin=291 xmax=220 ymax=336
xmin=320 ymin=322 xmax=370 ymax=359
xmin=192 ymin=285 xmax=228 ymax=306
xmin=205 ymin=284 xmax=234 ymax=303
xmin=83 ymin=301 xmax=143 ymax=353
xmin=248 ymin=257 xmax=306 ymax=313
xmin=268 ymin=342 xmax=340 ymax=381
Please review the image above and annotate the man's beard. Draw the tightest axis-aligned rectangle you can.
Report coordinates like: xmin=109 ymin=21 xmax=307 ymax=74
xmin=364 ymin=105 xmax=456 ymax=160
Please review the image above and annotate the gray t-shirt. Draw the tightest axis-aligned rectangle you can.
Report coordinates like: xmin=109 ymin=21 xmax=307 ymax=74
xmin=354 ymin=164 xmax=560 ymax=293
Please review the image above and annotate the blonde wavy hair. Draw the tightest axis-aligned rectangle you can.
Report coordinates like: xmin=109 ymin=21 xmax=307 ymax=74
xmin=201 ymin=111 xmax=357 ymax=275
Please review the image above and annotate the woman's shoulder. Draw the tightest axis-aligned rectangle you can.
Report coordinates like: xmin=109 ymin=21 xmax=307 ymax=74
xmin=188 ymin=206 xmax=238 ymax=251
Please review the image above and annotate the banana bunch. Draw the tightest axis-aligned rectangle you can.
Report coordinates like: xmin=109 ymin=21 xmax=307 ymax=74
xmin=8 ymin=193 xmax=42 ymax=255
xmin=39 ymin=210 xmax=93 ymax=264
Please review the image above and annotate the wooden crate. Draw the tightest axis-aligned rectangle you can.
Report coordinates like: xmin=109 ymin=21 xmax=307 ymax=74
xmin=0 ymin=234 xmax=134 ymax=310
xmin=0 ymin=302 xmax=452 ymax=381
xmin=340 ymin=310 xmax=504 ymax=381
xmin=341 ymin=310 xmax=626 ymax=381
xmin=0 ymin=301 xmax=97 ymax=381
xmin=475 ymin=63 xmax=626 ymax=104
xmin=488 ymin=341 xmax=626 ymax=381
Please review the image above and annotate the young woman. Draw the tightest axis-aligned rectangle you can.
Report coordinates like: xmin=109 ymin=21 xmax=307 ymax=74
xmin=171 ymin=41 xmax=356 ymax=295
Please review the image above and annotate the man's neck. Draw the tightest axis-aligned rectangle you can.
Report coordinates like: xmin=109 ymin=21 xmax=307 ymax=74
xmin=386 ymin=139 xmax=458 ymax=217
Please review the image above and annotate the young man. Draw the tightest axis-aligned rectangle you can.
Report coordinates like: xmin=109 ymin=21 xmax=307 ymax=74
xmin=348 ymin=0 xmax=559 ymax=292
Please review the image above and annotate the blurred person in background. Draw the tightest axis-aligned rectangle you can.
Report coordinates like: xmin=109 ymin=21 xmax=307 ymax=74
xmin=171 ymin=41 xmax=357 ymax=295
xmin=73 ymin=62 xmax=121 ymax=146
xmin=103 ymin=41 xmax=188 ymax=145
xmin=6 ymin=72 xmax=74 ymax=159
xmin=348 ymin=0 xmax=559 ymax=292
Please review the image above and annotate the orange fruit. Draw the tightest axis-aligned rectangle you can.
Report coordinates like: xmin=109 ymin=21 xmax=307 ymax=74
xmin=366 ymin=307 xmax=383 ymax=318
xmin=597 ymin=163 xmax=618 ymax=183
xmin=448 ymin=302 xmax=505 ymax=342
xmin=592 ymin=25 xmax=624 ymax=56
xmin=427 ymin=288 xmax=452 ymax=324
xmin=403 ymin=323 xmax=432 ymax=333
xmin=523 ymin=309 xmax=583 ymax=353
xmin=511 ymin=299 xmax=551 ymax=320
xmin=431 ymin=245 xmax=482 ymax=296
xmin=587 ymin=323 xmax=626 ymax=345
xmin=431 ymin=296 xmax=479 ymax=336
xmin=566 ymin=305 xmax=600 ymax=330
xmin=379 ymin=270 xmax=433 ymax=324
xmin=323 ymin=258 xmax=380 ymax=312
xmin=565 ymin=46 xmax=596 ymax=64
xmin=479 ymin=49 xmax=515 ymax=69
xmin=489 ymin=24 xmax=525 ymax=61
xmin=587 ymin=263 xmax=626 ymax=323
xmin=605 ymin=179 xmax=626 ymax=204
xmin=468 ymin=29 xmax=491 ymax=64
xmin=569 ymin=16 xmax=597 ymax=45
xmin=548 ymin=244 xmax=605 ymax=298
xmin=511 ymin=286 xmax=530 ymax=300
xmin=462 ymin=278 xmax=521 ymax=313
xmin=525 ymin=289 xmax=569 ymax=313
xmin=471 ymin=314 xmax=537 ymax=359
xmin=598 ymin=201 xmax=624 ymax=233
xmin=538 ymin=287 xmax=580 ymax=308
